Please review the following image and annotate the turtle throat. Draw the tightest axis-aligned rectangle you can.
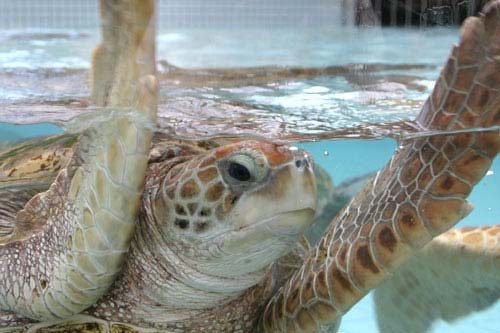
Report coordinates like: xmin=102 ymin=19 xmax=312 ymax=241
xmin=117 ymin=208 xmax=268 ymax=312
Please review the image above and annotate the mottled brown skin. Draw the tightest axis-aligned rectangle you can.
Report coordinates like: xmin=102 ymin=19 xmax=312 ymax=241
xmin=261 ymin=2 xmax=500 ymax=331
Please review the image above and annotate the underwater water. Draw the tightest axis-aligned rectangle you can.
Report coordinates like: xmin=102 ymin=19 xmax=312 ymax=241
xmin=0 ymin=27 xmax=499 ymax=332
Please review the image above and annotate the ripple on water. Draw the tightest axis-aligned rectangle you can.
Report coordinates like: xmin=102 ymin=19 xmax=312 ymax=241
xmin=0 ymin=27 xmax=459 ymax=140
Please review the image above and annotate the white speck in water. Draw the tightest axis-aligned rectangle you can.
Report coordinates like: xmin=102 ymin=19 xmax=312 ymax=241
xmin=289 ymin=146 xmax=299 ymax=152
xmin=488 ymin=207 xmax=493 ymax=211
xmin=323 ymin=150 xmax=329 ymax=157
xmin=486 ymin=170 xmax=494 ymax=176
xmin=394 ymin=144 xmax=404 ymax=153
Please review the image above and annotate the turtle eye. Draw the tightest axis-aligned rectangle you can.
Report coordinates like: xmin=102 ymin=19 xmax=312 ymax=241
xmin=220 ymin=152 xmax=268 ymax=189
xmin=228 ymin=162 xmax=251 ymax=181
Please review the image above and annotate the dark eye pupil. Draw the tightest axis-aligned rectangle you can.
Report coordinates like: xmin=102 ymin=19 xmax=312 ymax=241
xmin=228 ymin=162 xmax=251 ymax=181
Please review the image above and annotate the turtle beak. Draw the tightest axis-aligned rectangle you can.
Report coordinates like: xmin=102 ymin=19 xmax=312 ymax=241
xmin=230 ymin=149 xmax=317 ymax=235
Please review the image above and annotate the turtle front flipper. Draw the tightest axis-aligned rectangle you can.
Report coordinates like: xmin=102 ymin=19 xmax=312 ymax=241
xmin=0 ymin=0 xmax=157 ymax=324
xmin=259 ymin=1 xmax=500 ymax=332
xmin=374 ymin=225 xmax=500 ymax=333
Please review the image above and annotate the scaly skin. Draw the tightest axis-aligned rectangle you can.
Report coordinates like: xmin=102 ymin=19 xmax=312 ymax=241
xmin=0 ymin=137 xmax=318 ymax=332
xmin=0 ymin=0 xmax=157 ymax=325
xmin=82 ymin=140 xmax=317 ymax=331
xmin=260 ymin=2 xmax=500 ymax=332
xmin=0 ymin=110 xmax=153 ymax=321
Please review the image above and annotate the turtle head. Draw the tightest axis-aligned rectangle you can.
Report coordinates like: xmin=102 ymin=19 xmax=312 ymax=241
xmin=152 ymin=140 xmax=317 ymax=278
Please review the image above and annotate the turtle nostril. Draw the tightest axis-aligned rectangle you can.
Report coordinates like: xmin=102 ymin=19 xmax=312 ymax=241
xmin=291 ymin=149 xmax=313 ymax=170
xmin=295 ymin=157 xmax=309 ymax=170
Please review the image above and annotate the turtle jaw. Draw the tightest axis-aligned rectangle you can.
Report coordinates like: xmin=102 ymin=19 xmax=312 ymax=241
xmin=206 ymin=206 xmax=315 ymax=277
xmin=261 ymin=208 xmax=316 ymax=236
xmin=229 ymin=158 xmax=318 ymax=235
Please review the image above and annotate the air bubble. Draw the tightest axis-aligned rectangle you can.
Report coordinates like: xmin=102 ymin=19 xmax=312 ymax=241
xmin=486 ymin=170 xmax=494 ymax=176
xmin=323 ymin=150 xmax=329 ymax=157
xmin=394 ymin=144 xmax=405 ymax=153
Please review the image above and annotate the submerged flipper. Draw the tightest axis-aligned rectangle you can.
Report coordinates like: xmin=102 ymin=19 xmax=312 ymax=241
xmin=374 ymin=226 xmax=500 ymax=333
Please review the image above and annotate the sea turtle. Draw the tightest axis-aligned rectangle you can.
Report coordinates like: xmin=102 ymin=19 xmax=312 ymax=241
xmin=1 ymin=1 xmax=500 ymax=332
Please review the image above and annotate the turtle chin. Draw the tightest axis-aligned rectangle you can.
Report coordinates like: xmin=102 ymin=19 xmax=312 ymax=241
xmin=261 ymin=208 xmax=316 ymax=236
xmin=226 ymin=207 xmax=316 ymax=251
xmin=212 ymin=207 xmax=315 ymax=277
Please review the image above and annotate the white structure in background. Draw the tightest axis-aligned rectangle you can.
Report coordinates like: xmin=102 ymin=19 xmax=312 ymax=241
xmin=0 ymin=0 xmax=355 ymax=30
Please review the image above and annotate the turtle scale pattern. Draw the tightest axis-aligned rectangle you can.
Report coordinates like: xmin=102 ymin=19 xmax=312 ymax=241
xmin=0 ymin=134 xmax=318 ymax=332
xmin=82 ymin=140 xmax=299 ymax=331
xmin=0 ymin=113 xmax=155 ymax=323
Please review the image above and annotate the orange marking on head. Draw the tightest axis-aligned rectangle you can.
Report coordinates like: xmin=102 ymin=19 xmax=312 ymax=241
xmin=214 ymin=141 xmax=294 ymax=167
xmin=197 ymin=167 xmax=218 ymax=183
xmin=180 ymin=180 xmax=200 ymax=199
xmin=199 ymin=156 xmax=215 ymax=168
xmin=206 ymin=182 xmax=224 ymax=202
